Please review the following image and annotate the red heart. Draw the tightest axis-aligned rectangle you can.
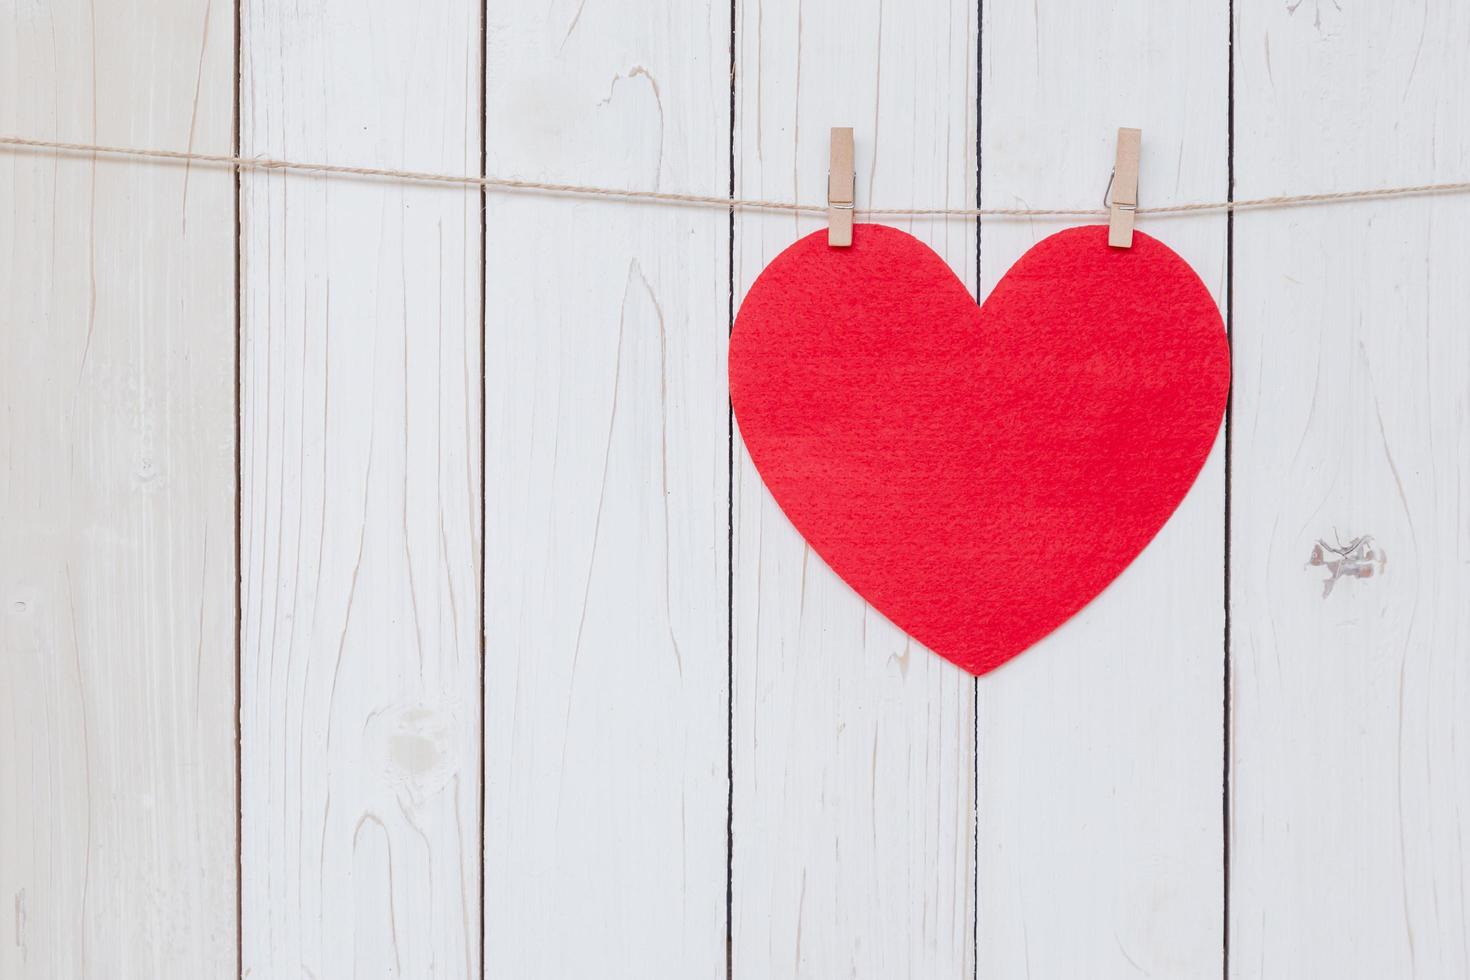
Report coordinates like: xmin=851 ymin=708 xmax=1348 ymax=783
xmin=730 ymin=224 xmax=1229 ymax=675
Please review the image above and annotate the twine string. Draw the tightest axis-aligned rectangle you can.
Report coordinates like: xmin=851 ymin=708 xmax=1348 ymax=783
xmin=5 ymin=134 xmax=1470 ymax=219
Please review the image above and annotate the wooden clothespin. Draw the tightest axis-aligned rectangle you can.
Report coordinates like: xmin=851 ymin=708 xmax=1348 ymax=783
xmin=828 ymin=127 xmax=855 ymax=247
xmin=1107 ymin=127 xmax=1141 ymax=248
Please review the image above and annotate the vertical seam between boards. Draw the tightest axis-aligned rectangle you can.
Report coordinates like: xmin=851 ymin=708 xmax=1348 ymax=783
xmin=478 ymin=0 xmax=490 ymax=973
xmin=232 ymin=0 xmax=244 ymax=974
xmin=972 ymin=0 xmax=983 ymax=973
xmin=725 ymin=0 xmax=738 ymax=976
xmin=1222 ymin=0 xmax=1236 ymax=976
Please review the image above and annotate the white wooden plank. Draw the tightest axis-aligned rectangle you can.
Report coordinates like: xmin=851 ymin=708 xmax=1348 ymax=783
xmin=1231 ymin=4 xmax=1470 ymax=976
xmin=481 ymin=4 xmax=731 ymax=978
xmin=0 ymin=0 xmax=237 ymax=975
xmin=237 ymin=1 xmax=482 ymax=975
xmin=730 ymin=5 xmax=978 ymax=977
xmin=976 ymin=3 xmax=1229 ymax=976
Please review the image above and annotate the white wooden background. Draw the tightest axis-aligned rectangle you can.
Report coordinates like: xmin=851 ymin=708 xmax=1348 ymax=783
xmin=1 ymin=0 xmax=1467 ymax=976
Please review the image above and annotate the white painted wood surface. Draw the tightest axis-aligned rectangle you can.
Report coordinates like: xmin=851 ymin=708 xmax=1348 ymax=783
xmin=976 ymin=3 xmax=1229 ymax=976
xmin=237 ymin=1 xmax=482 ymax=976
xmin=482 ymin=3 xmax=730 ymax=978
xmin=1231 ymin=2 xmax=1470 ymax=976
xmin=730 ymin=2 xmax=979 ymax=977
xmin=4 ymin=1 xmax=1470 ymax=976
xmin=0 ymin=0 xmax=237 ymax=976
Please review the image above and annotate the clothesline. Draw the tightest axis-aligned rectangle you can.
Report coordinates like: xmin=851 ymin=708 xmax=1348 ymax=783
xmin=5 ymin=134 xmax=1470 ymax=219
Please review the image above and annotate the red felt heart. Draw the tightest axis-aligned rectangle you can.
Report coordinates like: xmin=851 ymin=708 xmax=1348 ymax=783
xmin=730 ymin=224 xmax=1229 ymax=676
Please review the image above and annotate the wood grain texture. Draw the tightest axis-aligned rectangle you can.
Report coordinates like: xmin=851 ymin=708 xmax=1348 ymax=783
xmin=481 ymin=3 xmax=730 ymax=978
xmin=730 ymin=3 xmax=979 ymax=976
xmin=237 ymin=1 xmax=482 ymax=975
xmin=976 ymin=2 xmax=1229 ymax=975
xmin=0 ymin=0 xmax=237 ymax=975
xmin=8 ymin=2 xmax=1470 ymax=975
xmin=1231 ymin=3 xmax=1470 ymax=976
